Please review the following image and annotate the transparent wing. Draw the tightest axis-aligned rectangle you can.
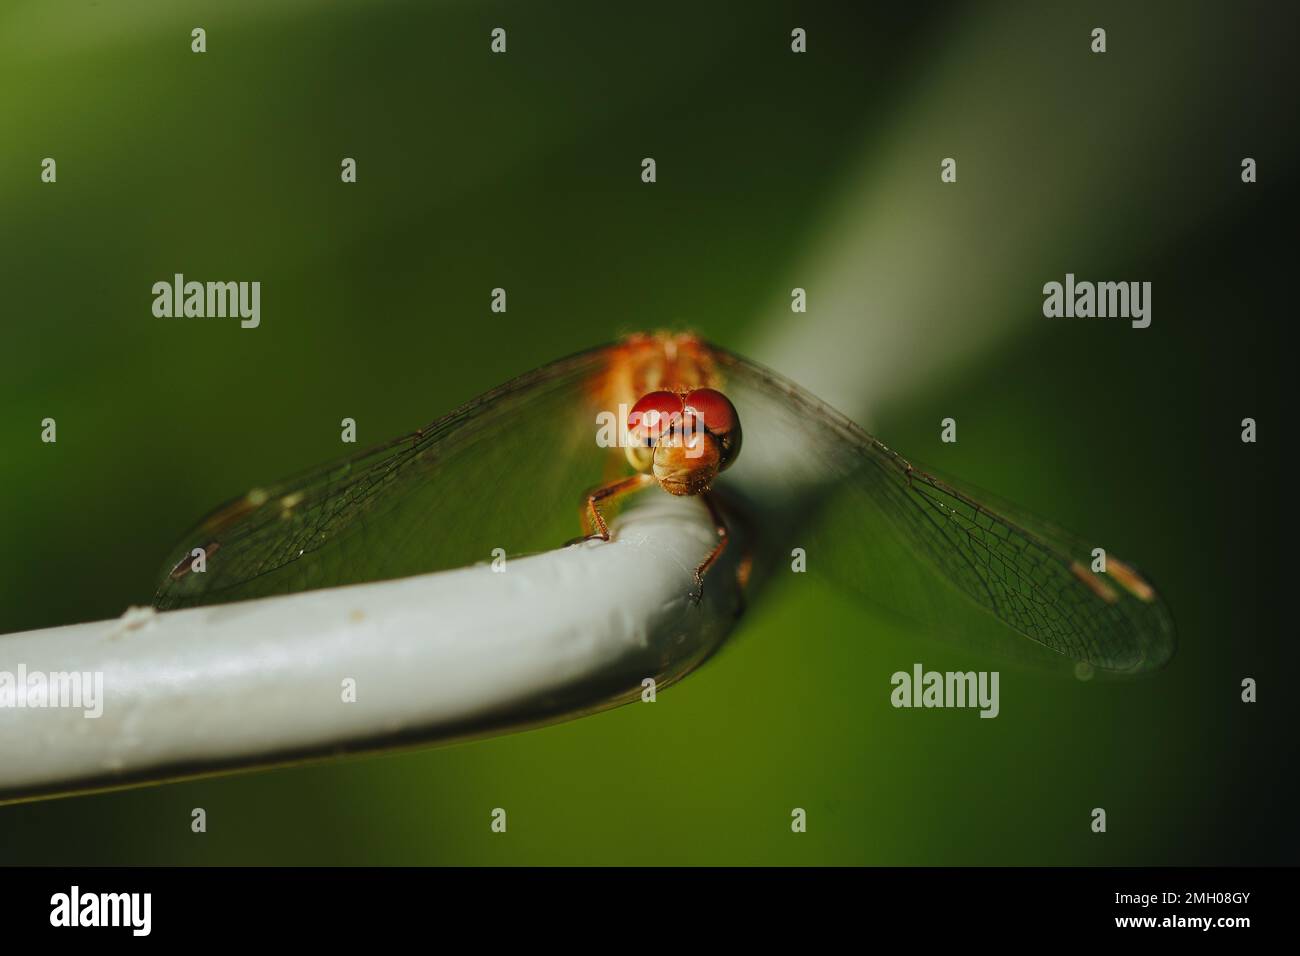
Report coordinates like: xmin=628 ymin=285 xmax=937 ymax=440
xmin=711 ymin=346 xmax=1175 ymax=674
xmin=155 ymin=336 xmax=1175 ymax=675
xmin=154 ymin=345 xmax=617 ymax=610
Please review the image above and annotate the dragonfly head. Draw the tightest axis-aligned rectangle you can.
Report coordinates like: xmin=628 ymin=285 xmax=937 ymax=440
xmin=625 ymin=388 xmax=742 ymax=496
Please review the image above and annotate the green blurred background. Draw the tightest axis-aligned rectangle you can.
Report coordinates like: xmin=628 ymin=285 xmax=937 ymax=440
xmin=0 ymin=0 xmax=1293 ymax=864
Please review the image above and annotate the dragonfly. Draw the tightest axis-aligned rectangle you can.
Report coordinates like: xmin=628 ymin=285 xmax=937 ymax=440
xmin=155 ymin=331 xmax=1174 ymax=674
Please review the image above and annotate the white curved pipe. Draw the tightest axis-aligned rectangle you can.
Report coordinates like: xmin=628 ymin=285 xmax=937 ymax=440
xmin=0 ymin=494 xmax=738 ymax=803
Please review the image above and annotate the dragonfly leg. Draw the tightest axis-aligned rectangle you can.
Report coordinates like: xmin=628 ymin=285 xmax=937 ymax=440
xmin=580 ymin=473 xmax=655 ymax=541
xmin=690 ymin=492 xmax=730 ymax=605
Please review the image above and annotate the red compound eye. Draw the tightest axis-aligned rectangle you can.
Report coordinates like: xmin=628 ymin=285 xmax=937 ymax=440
xmin=684 ymin=388 xmax=742 ymax=470
xmin=627 ymin=390 xmax=683 ymax=446
xmin=684 ymin=388 xmax=738 ymax=436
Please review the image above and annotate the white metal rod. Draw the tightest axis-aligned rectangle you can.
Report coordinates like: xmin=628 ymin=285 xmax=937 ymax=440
xmin=0 ymin=494 xmax=740 ymax=803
